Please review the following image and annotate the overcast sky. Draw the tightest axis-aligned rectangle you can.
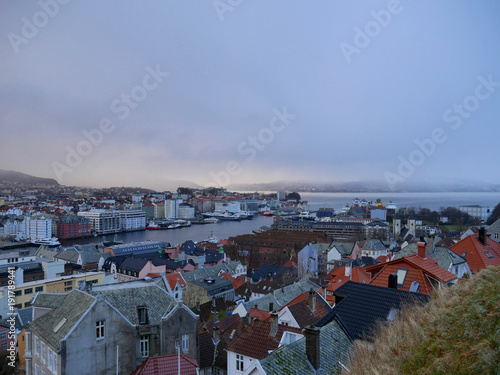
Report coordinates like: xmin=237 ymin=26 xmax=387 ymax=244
xmin=1 ymin=1 xmax=499 ymax=190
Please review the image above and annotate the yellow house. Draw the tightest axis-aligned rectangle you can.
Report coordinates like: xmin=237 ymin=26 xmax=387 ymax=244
xmin=12 ymin=272 xmax=105 ymax=309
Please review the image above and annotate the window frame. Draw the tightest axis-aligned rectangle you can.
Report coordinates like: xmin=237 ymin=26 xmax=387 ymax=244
xmin=96 ymin=320 xmax=105 ymax=340
xmin=140 ymin=335 xmax=149 ymax=358
xmin=396 ymin=268 xmax=408 ymax=286
xmin=182 ymin=334 xmax=189 ymax=352
xmin=236 ymin=354 xmax=245 ymax=372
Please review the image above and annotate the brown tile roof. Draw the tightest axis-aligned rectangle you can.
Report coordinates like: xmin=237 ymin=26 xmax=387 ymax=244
xmin=284 ymin=294 xmax=331 ymax=328
xmin=450 ymin=235 xmax=500 ymax=273
xmin=225 ymin=319 xmax=302 ymax=359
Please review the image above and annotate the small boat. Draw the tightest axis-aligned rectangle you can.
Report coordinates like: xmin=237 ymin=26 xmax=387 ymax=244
xmin=167 ymin=223 xmax=181 ymax=229
xmin=260 ymin=210 xmax=274 ymax=217
xmin=203 ymin=217 xmax=220 ymax=224
xmin=147 ymin=221 xmax=161 ymax=230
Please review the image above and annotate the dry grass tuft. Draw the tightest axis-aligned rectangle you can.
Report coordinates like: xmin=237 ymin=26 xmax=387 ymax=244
xmin=347 ymin=266 xmax=500 ymax=375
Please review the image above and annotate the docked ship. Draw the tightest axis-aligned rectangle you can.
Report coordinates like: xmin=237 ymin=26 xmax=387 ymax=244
xmin=202 ymin=211 xmax=241 ymax=221
xmin=31 ymin=238 xmax=61 ymax=247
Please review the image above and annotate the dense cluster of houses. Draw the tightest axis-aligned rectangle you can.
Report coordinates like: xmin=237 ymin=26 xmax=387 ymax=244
xmin=1 ymin=218 xmax=499 ymax=374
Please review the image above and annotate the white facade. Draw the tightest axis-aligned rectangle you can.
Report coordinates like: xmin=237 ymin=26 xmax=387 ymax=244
xmin=1 ymin=219 xmax=23 ymax=236
xmin=178 ymin=205 xmax=195 ymax=219
xmin=119 ymin=210 xmax=146 ymax=231
xmin=215 ymin=202 xmax=241 ymax=213
xmin=164 ymin=199 xmax=181 ymax=219
xmin=77 ymin=210 xmax=121 ymax=234
xmin=227 ymin=351 xmax=257 ymax=375
xmin=23 ymin=216 xmax=52 ymax=241
xmin=459 ymin=205 xmax=492 ymax=221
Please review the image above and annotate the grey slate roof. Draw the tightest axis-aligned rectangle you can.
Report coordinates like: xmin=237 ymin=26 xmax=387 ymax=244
xmin=32 ymin=292 xmax=67 ymax=308
xmin=189 ymin=277 xmax=233 ymax=296
xmin=182 ymin=261 xmax=243 ymax=283
xmin=29 ymin=290 xmax=95 ymax=348
xmin=54 ymin=248 xmax=80 ymax=263
xmin=16 ymin=307 xmax=33 ymax=328
xmin=362 ymin=239 xmax=387 ymax=251
xmin=91 ymin=280 xmax=175 ymax=325
xmin=331 ymin=242 xmax=355 ymax=256
xmin=259 ymin=315 xmax=353 ymax=375
xmin=393 ymin=243 xmax=467 ymax=270
xmin=34 ymin=245 xmax=60 ymax=260
xmin=245 ymin=279 xmax=319 ymax=310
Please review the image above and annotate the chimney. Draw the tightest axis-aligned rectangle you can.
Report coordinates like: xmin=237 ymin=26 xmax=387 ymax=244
xmin=245 ymin=312 xmax=252 ymax=327
xmin=479 ymin=227 xmax=488 ymax=246
xmin=305 ymin=325 xmax=321 ymax=370
xmin=417 ymin=241 xmax=426 ymax=258
xmin=269 ymin=302 xmax=274 ymax=312
xmin=388 ymin=273 xmax=397 ymax=289
xmin=213 ymin=326 xmax=220 ymax=343
xmin=426 ymin=234 xmax=435 ymax=255
xmin=270 ymin=311 xmax=278 ymax=337
xmin=308 ymin=288 xmax=316 ymax=312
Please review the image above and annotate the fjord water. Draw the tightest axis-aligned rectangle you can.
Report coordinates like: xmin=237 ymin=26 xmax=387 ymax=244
xmin=64 ymin=192 xmax=499 ymax=247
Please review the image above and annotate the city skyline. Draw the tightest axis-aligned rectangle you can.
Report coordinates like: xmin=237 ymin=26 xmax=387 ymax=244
xmin=1 ymin=1 xmax=500 ymax=191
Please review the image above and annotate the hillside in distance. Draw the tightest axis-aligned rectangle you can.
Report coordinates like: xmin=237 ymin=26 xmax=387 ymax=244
xmin=0 ymin=169 xmax=59 ymax=186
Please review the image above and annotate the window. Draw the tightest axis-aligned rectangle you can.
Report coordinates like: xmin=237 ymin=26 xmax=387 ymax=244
xmin=26 ymin=358 xmax=32 ymax=375
xmin=64 ymin=281 xmax=72 ymax=286
xmin=1 ymin=343 xmax=7 ymax=351
xmin=96 ymin=320 xmax=105 ymax=339
xmin=138 ymin=306 xmax=148 ymax=324
xmin=494 ymin=233 xmax=499 ymax=240
xmin=35 ymin=364 xmax=40 ymax=375
xmin=48 ymin=348 xmax=53 ymax=371
xmin=26 ymin=331 xmax=32 ymax=354
xmin=236 ymin=354 xmax=244 ymax=371
xmin=25 ymin=288 xmax=33 ymax=295
xmin=182 ymin=334 xmax=189 ymax=352
xmin=35 ymin=336 xmax=39 ymax=356
xmin=174 ymin=340 xmax=179 ymax=349
xmin=35 ymin=286 xmax=44 ymax=292
xmin=14 ymin=290 xmax=22 ymax=297
xmin=0 ymin=333 xmax=6 ymax=341
xmin=396 ymin=268 xmax=408 ymax=286
xmin=485 ymin=251 xmax=494 ymax=259
xmin=140 ymin=335 xmax=149 ymax=357
xmin=41 ymin=342 xmax=46 ymax=364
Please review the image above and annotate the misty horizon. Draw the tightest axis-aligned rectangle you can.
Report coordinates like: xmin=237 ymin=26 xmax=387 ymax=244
xmin=1 ymin=1 xmax=500 ymax=190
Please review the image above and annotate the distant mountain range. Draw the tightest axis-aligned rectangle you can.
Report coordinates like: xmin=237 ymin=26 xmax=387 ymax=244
xmin=1 ymin=169 xmax=498 ymax=193
xmin=227 ymin=179 xmax=500 ymax=193
xmin=0 ymin=169 xmax=59 ymax=186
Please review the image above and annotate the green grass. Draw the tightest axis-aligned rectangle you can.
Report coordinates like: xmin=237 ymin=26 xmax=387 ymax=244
xmin=348 ymin=266 xmax=500 ymax=375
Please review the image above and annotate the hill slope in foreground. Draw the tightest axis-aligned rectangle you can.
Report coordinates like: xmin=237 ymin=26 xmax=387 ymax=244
xmin=348 ymin=266 xmax=500 ymax=375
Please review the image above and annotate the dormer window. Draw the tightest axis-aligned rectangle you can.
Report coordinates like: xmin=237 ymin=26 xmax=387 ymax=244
xmin=138 ymin=306 xmax=148 ymax=324
xmin=485 ymin=251 xmax=494 ymax=259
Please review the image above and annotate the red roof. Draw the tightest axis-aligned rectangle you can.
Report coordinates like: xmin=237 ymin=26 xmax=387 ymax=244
xmin=165 ymin=272 xmax=186 ymax=290
xmin=226 ymin=319 xmax=302 ymax=359
xmin=131 ymin=354 xmax=198 ymax=375
xmin=366 ymin=254 xmax=457 ymax=295
xmin=450 ymin=235 xmax=500 ymax=273
xmin=221 ymin=273 xmax=246 ymax=290
xmin=248 ymin=308 xmax=272 ymax=321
